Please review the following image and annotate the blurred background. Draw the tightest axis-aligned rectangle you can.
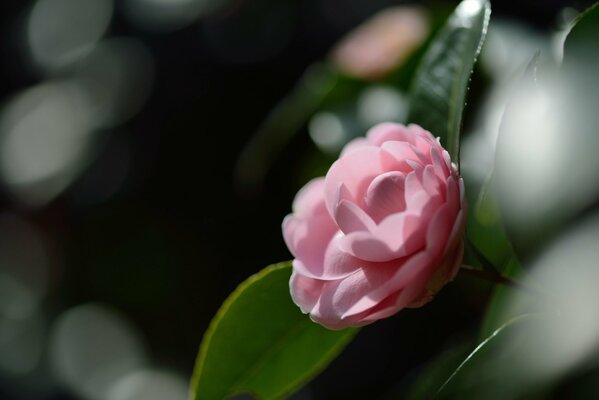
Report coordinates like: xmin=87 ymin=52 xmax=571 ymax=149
xmin=0 ymin=0 xmax=595 ymax=399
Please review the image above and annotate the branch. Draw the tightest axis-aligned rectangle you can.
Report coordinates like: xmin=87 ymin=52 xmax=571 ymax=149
xmin=460 ymin=264 xmax=536 ymax=295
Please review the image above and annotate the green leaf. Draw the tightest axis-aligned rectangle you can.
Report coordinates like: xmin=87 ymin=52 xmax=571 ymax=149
xmin=407 ymin=0 xmax=490 ymax=162
xmin=402 ymin=342 xmax=472 ymax=400
xmin=435 ymin=314 xmax=537 ymax=399
xmin=478 ymin=257 xmax=524 ymax=339
xmin=189 ymin=262 xmax=358 ymax=400
xmin=563 ymin=2 xmax=599 ymax=68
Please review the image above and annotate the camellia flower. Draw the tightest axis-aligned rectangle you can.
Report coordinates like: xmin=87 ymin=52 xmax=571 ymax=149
xmin=282 ymin=123 xmax=466 ymax=329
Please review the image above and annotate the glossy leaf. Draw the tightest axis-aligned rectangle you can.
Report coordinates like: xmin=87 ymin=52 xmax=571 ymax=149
xmin=407 ymin=0 xmax=490 ymax=162
xmin=189 ymin=262 xmax=358 ymax=400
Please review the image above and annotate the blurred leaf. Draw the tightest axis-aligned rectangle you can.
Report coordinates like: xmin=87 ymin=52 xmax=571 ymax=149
xmin=435 ymin=314 xmax=537 ymax=399
xmin=234 ymin=63 xmax=340 ymax=194
xmin=407 ymin=0 xmax=490 ymax=162
xmin=563 ymin=2 xmax=599 ymax=68
xmin=478 ymin=257 xmax=524 ymax=339
xmin=189 ymin=262 xmax=358 ymax=400
xmin=401 ymin=342 xmax=472 ymax=400
xmin=493 ymin=53 xmax=551 ymax=259
xmin=496 ymin=4 xmax=599 ymax=259
xmin=465 ymin=173 xmax=526 ymax=338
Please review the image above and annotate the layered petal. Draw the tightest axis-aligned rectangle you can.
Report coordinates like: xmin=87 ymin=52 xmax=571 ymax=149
xmin=282 ymin=178 xmax=340 ymax=279
xmin=324 ymin=146 xmax=396 ymax=216
xmin=283 ymin=122 xmax=467 ymax=329
xmin=290 ymin=271 xmax=325 ymax=315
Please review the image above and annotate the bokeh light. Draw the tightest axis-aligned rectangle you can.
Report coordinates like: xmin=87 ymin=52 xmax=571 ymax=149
xmin=495 ymin=74 xmax=599 ymax=240
xmin=0 ymin=214 xmax=48 ymax=376
xmin=461 ymin=20 xmax=551 ymax=183
xmin=123 ymin=0 xmax=224 ymax=32
xmin=0 ymin=82 xmax=94 ymax=206
xmin=50 ymin=303 xmax=148 ymax=400
xmin=26 ymin=0 xmax=113 ymax=71
xmin=107 ymin=370 xmax=187 ymax=400
xmin=357 ymin=85 xmax=406 ymax=128
xmin=0 ymin=36 xmax=153 ymax=207
xmin=489 ymin=215 xmax=599 ymax=394
xmin=308 ymin=112 xmax=345 ymax=154
xmin=66 ymin=38 xmax=154 ymax=129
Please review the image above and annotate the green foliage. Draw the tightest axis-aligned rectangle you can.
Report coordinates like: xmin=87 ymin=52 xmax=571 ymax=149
xmin=493 ymin=53 xmax=547 ymax=258
xmin=402 ymin=343 xmax=472 ymax=400
xmin=435 ymin=314 xmax=541 ymax=399
xmin=407 ymin=0 xmax=490 ymax=162
xmin=189 ymin=262 xmax=358 ymax=400
xmin=465 ymin=174 xmax=525 ymax=338
xmin=563 ymin=2 xmax=599 ymax=67
xmin=194 ymin=3 xmax=599 ymax=400
xmin=495 ymin=3 xmax=599 ymax=259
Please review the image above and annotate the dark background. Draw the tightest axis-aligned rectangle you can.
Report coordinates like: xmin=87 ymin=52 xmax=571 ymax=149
xmin=0 ymin=0 xmax=591 ymax=399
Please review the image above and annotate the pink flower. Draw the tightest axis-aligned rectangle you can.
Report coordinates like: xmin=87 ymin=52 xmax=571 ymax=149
xmin=331 ymin=6 xmax=429 ymax=80
xmin=283 ymin=123 xmax=466 ymax=329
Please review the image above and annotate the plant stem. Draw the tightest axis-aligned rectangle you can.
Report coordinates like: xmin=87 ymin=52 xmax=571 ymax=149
xmin=460 ymin=264 xmax=534 ymax=294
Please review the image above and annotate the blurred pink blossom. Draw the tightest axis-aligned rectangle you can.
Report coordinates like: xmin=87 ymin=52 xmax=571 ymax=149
xmin=331 ymin=6 xmax=429 ymax=80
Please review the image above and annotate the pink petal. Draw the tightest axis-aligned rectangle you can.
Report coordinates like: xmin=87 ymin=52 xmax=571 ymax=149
xmin=290 ymin=271 xmax=325 ymax=314
xmin=397 ymin=266 xmax=435 ymax=309
xmin=292 ymin=177 xmax=328 ymax=217
xmin=340 ymin=137 xmax=372 ymax=156
xmin=338 ymin=231 xmax=398 ymax=262
xmin=324 ymin=147 xmax=392 ymax=216
xmin=431 ymin=146 xmax=450 ymax=180
xmin=409 ymin=130 xmax=436 ymax=157
xmin=412 ymin=241 xmax=464 ymax=310
xmin=375 ymin=212 xmax=426 ymax=256
xmin=364 ymin=171 xmax=406 ymax=223
xmin=309 ymin=277 xmax=363 ymax=330
xmin=358 ymin=291 xmax=403 ymax=322
xmin=443 ymin=209 xmax=465 ymax=255
xmin=341 ymin=251 xmax=432 ymax=318
xmin=282 ymin=213 xmax=338 ymax=278
xmin=321 ymin=232 xmax=364 ymax=279
xmin=334 ymin=199 xmax=376 ymax=234
xmin=425 ymin=203 xmax=452 ymax=257
xmin=422 ymin=164 xmax=442 ymax=198
xmin=289 ymin=231 xmax=364 ymax=281
xmin=338 ymin=213 xmax=425 ymax=262
xmin=366 ymin=122 xmax=412 ymax=146
xmin=442 ymin=149 xmax=452 ymax=171
xmin=444 ymin=176 xmax=461 ymax=224
xmin=407 ymin=123 xmax=436 ymax=142
xmin=331 ymin=268 xmax=397 ymax=319
xmin=380 ymin=141 xmax=423 ymax=166
xmin=404 ymin=172 xmax=443 ymax=218
xmin=404 ymin=170 xmax=425 ymax=204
